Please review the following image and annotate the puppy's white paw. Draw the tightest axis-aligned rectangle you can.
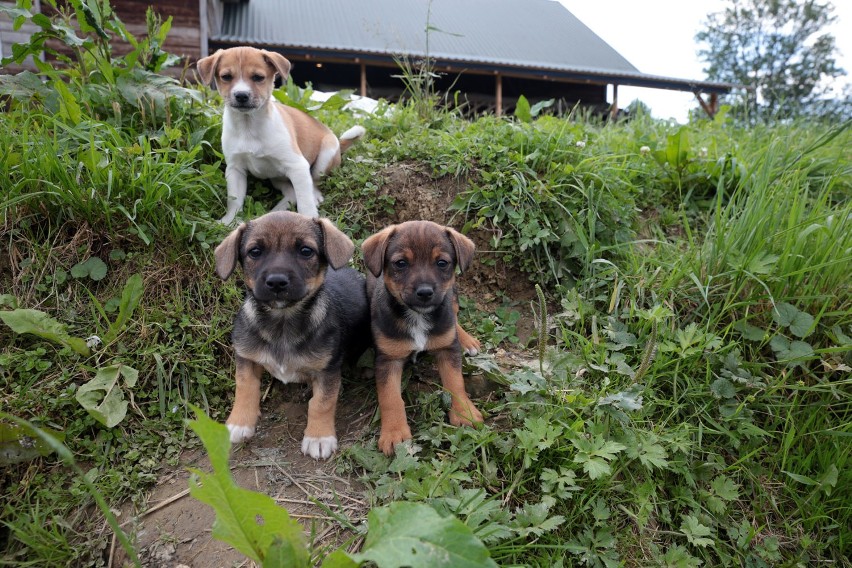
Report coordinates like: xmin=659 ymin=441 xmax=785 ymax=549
xmin=301 ymin=436 xmax=338 ymax=460
xmin=227 ymin=424 xmax=255 ymax=444
xmin=464 ymin=345 xmax=479 ymax=356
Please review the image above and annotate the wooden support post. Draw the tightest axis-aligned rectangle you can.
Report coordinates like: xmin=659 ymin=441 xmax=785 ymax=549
xmin=610 ymin=84 xmax=619 ymax=120
xmin=694 ymin=91 xmax=716 ymax=119
xmin=495 ymin=73 xmax=502 ymax=117
xmin=360 ymin=63 xmax=367 ymax=97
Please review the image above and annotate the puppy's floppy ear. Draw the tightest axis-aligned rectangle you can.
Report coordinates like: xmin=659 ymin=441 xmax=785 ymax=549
xmin=316 ymin=218 xmax=354 ymax=270
xmin=446 ymin=227 xmax=475 ymax=274
xmin=196 ymin=49 xmax=222 ymax=87
xmin=361 ymin=226 xmax=395 ymax=277
xmin=214 ymin=223 xmax=247 ymax=280
xmin=262 ymin=50 xmax=291 ymax=85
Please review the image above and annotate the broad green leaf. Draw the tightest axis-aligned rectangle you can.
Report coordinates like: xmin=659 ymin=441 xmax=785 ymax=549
xmin=710 ymin=475 xmax=740 ymax=501
xmin=578 ymin=457 xmax=611 ymax=480
xmin=514 ymin=95 xmax=531 ymax=123
xmin=710 ymin=378 xmax=736 ymax=399
xmin=596 ymin=440 xmax=627 ymax=460
xmin=831 ymin=325 xmax=852 ymax=346
xmin=818 ymin=464 xmax=838 ymax=496
xmin=788 ymin=311 xmax=815 ymax=338
xmin=350 ymin=502 xmax=497 ymax=568
xmin=53 ymin=79 xmax=82 ymax=125
xmin=772 ymin=302 xmax=799 ymax=327
xmin=76 ymin=364 xmax=138 ymax=427
xmin=530 ymin=98 xmax=554 ymax=117
xmin=680 ymin=515 xmax=714 ymax=548
xmin=734 ymin=320 xmax=765 ymax=341
xmin=772 ymin=302 xmax=814 ymax=337
xmin=187 ymin=407 xmax=309 ymax=566
xmin=769 ymin=336 xmax=814 ymax=367
xmin=745 ymin=251 xmax=779 ymax=275
xmin=71 ymin=257 xmax=108 ymax=281
xmin=657 ymin=544 xmax=702 ymax=568
xmin=0 ymin=422 xmax=65 ymax=465
xmin=0 ymin=308 xmax=90 ymax=355
xmin=346 ymin=443 xmax=391 ymax=473
xmin=637 ymin=442 xmax=669 ymax=470
xmin=598 ymin=388 xmax=643 ymax=411
xmin=662 ymin=127 xmax=690 ymax=169
xmin=105 ymin=273 xmax=144 ymax=342
xmin=320 ymin=550 xmax=359 ymax=568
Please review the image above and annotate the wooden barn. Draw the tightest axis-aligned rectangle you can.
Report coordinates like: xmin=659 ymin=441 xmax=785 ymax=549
xmin=1 ymin=0 xmax=736 ymax=116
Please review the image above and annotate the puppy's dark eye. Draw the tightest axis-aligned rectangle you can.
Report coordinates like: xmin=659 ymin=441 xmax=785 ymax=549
xmin=220 ymin=73 xmax=233 ymax=82
xmin=251 ymin=74 xmax=265 ymax=83
xmin=436 ymin=259 xmax=450 ymax=269
xmin=247 ymin=247 xmax=262 ymax=259
xmin=393 ymin=259 xmax=408 ymax=269
xmin=299 ymin=246 xmax=315 ymax=258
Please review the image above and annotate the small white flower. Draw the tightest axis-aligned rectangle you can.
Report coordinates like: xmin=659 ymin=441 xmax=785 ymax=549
xmin=699 ymin=147 xmax=709 ymax=158
xmin=640 ymin=145 xmax=651 ymax=155
xmin=85 ymin=335 xmax=102 ymax=349
xmin=576 ymin=140 xmax=586 ymax=148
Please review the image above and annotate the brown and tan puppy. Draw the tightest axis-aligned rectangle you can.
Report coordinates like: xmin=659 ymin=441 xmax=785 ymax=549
xmin=215 ymin=211 xmax=370 ymax=459
xmin=362 ymin=220 xmax=483 ymax=455
xmin=197 ymin=46 xmax=365 ymax=224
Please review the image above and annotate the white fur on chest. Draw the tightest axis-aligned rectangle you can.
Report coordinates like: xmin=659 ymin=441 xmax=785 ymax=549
xmin=245 ymin=347 xmax=316 ymax=384
xmin=222 ymin=105 xmax=302 ymax=178
xmin=405 ymin=311 xmax=432 ymax=352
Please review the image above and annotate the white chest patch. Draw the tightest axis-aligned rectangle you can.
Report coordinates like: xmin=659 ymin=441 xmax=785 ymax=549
xmin=405 ymin=311 xmax=432 ymax=352
xmin=250 ymin=349 xmax=308 ymax=384
xmin=222 ymin=105 xmax=298 ymax=179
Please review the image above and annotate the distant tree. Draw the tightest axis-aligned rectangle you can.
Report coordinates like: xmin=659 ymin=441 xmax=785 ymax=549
xmin=696 ymin=0 xmax=848 ymax=120
xmin=625 ymin=99 xmax=651 ymax=117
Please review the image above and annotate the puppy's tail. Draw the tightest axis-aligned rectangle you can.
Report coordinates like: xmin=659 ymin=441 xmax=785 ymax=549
xmin=338 ymin=125 xmax=366 ymax=153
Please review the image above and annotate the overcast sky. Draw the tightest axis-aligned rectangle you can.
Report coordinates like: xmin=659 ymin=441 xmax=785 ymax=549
xmin=559 ymin=0 xmax=852 ymax=122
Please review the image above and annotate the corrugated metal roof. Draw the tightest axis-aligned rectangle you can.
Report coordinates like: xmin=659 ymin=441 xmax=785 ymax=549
xmin=215 ymin=0 xmax=637 ymax=72
xmin=212 ymin=0 xmax=737 ymax=93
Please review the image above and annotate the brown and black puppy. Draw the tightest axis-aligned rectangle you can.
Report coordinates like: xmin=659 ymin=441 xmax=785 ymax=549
xmin=215 ymin=211 xmax=370 ymax=459
xmin=362 ymin=220 xmax=483 ymax=455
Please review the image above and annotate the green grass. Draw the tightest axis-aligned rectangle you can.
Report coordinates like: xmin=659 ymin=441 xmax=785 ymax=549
xmin=1 ymin=7 xmax=851 ymax=564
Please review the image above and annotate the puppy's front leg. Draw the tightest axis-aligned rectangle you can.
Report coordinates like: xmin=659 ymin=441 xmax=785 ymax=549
xmin=270 ymin=178 xmax=296 ymax=212
xmin=221 ymin=165 xmax=248 ymax=225
xmin=435 ymin=345 xmax=483 ymax=427
xmin=287 ymin=160 xmax=319 ymax=218
xmin=302 ymin=374 xmax=340 ymax=460
xmin=375 ymin=355 xmax=411 ymax=455
xmin=226 ymin=355 xmax=264 ymax=443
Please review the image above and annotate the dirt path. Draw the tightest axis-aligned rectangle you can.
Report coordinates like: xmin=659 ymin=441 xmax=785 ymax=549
xmin=114 ymin=383 xmax=375 ymax=567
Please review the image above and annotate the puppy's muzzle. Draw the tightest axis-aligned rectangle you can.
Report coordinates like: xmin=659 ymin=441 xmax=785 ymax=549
xmin=265 ymin=273 xmax=290 ymax=293
xmin=254 ymin=270 xmax=306 ymax=306
xmin=416 ymin=285 xmax=434 ymax=301
xmin=406 ymin=283 xmax=443 ymax=312
xmin=229 ymin=90 xmax=257 ymax=111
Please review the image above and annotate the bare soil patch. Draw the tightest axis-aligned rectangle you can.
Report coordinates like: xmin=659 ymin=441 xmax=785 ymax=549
xmin=114 ymin=383 xmax=374 ymax=568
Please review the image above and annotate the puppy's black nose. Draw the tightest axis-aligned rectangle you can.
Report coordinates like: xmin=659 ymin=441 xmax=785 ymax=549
xmin=234 ymin=92 xmax=250 ymax=104
xmin=265 ymin=274 xmax=289 ymax=293
xmin=415 ymin=285 xmax=434 ymax=300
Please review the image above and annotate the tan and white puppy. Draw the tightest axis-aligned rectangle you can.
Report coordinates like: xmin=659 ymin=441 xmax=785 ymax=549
xmin=197 ymin=47 xmax=365 ymax=224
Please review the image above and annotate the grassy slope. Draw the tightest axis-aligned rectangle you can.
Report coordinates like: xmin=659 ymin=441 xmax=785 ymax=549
xmin=1 ymin=79 xmax=850 ymax=566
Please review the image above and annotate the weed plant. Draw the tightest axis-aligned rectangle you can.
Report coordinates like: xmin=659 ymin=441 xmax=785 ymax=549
xmin=1 ymin=3 xmax=850 ymax=564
